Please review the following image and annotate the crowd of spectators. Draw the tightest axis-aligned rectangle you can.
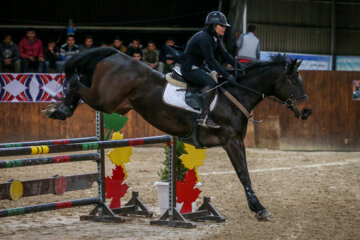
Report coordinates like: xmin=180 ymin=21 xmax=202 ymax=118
xmin=0 ymin=28 xmax=177 ymax=74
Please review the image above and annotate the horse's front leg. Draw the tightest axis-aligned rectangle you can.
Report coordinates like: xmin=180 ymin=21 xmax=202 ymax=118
xmin=43 ymin=78 xmax=81 ymax=120
xmin=223 ymin=137 xmax=271 ymax=220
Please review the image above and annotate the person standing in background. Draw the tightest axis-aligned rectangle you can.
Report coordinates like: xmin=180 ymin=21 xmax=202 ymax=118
xmin=132 ymin=51 xmax=142 ymax=61
xmin=112 ymin=36 xmax=127 ymax=53
xmin=126 ymin=38 xmax=142 ymax=57
xmin=80 ymin=35 xmax=95 ymax=52
xmin=67 ymin=24 xmax=77 ymax=36
xmin=236 ymin=25 xmax=260 ymax=62
xmin=44 ymin=39 xmax=60 ymax=73
xmin=57 ymin=35 xmax=80 ymax=72
xmin=19 ymin=28 xmax=45 ymax=72
xmin=158 ymin=38 xmax=176 ymax=74
xmin=142 ymin=41 xmax=160 ymax=70
xmin=0 ymin=33 xmax=21 ymax=73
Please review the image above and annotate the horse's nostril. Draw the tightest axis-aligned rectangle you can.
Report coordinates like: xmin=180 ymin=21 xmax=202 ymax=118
xmin=301 ymin=109 xmax=312 ymax=120
xmin=303 ymin=109 xmax=312 ymax=116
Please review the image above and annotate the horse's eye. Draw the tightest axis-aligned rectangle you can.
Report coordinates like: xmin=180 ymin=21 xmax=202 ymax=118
xmin=291 ymin=78 xmax=299 ymax=85
xmin=288 ymin=74 xmax=300 ymax=85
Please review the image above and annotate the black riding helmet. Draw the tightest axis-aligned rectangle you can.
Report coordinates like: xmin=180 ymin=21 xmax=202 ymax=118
xmin=205 ymin=11 xmax=230 ymax=27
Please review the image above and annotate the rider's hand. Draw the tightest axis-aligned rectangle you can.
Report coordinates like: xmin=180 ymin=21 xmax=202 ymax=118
xmin=227 ymin=74 xmax=237 ymax=84
xmin=236 ymin=62 xmax=246 ymax=77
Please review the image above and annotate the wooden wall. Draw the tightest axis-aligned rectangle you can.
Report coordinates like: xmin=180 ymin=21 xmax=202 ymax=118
xmin=0 ymin=71 xmax=359 ymax=150
xmin=253 ymin=71 xmax=360 ymax=150
xmin=0 ymin=103 xmax=96 ymax=143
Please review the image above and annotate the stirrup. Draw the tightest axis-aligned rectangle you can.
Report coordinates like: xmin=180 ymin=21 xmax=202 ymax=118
xmin=197 ymin=115 xmax=220 ymax=129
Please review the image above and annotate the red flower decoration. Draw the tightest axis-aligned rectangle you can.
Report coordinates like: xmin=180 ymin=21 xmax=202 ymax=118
xmin=176 ymin=169 xmax=201 ymax=213
xmin=105 ymin=165 xmax=129 ymax=209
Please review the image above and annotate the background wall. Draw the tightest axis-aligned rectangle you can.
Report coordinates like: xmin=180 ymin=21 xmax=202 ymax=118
xmin=1 ymin=71 xmax=359 ymax=151
xmin=1 ymin=0 xmax=359 ymax=56
xmin=253 ymin=71 xmax=360 ymax=150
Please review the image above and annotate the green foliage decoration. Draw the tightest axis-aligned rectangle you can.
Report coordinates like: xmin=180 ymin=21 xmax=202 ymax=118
xmin=158 ymin=140 xmax=188 ymax=182
xmin=103 ymin=113 xmax=128 ymax=140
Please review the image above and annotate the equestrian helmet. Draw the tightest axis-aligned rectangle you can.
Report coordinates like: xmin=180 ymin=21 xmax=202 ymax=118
xmin=205 ymin=11 xmax=230 ymax=27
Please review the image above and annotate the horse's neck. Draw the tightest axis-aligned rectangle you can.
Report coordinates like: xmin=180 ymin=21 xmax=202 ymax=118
xmin=235 ymin=67 xmax=282 ymax=112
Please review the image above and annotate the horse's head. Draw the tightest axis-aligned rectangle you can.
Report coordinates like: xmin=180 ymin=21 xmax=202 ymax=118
xmin=274 ymin=57 xmax=312 ymax=120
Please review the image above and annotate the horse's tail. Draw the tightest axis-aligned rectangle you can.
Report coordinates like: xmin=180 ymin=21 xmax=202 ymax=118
xmin=64 ymin=47 xmax=119 ymax=88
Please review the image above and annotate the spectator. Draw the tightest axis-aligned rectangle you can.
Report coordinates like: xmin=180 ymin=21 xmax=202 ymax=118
xmin=80 ymin=35 xmax=95 ymax=52
xmin=58 ymin=35 xmax=80 ymax=72
xmin=142 ymin=41 xmax=159 ymax=70
xmin=43 ymin=39 xmax=60 ymax=73
xmin=0 ymin=33 xmax=20 ymax=73
xmin=126 ymin=38 xmax=142 ymax=57
xmin=100 ymin=41 xmax=108 ymax=47
xmin=132 ymin=51 xmax=142 ymax=61
xmin=19 ymin=28 xmax=45 ymax=73
xmin=158 ymin=38 xmax=176 ymax=74
xmin=236 ymin=25 xmax=260 ymax=62
xmin=67 ymin=24 xmax=77 ymax=36
xmin=112 ymin=36 xmax=126 ymax=53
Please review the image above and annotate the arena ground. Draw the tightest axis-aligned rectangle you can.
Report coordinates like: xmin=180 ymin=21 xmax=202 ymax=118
xmin=0 ymin=147 xmax=359 ymax=240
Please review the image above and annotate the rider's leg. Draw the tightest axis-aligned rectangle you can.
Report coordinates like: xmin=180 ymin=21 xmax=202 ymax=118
xmin=181 ymin=68 xmax=219 ymax=128
xmin=198 ymin=85 xmax=220 ymax=128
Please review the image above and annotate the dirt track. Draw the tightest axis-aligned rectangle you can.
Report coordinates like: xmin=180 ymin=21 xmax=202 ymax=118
xmin=0 ymin=147 xmax=359 ymax=240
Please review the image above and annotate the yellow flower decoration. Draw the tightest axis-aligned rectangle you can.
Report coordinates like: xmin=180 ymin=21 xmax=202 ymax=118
xmin=107 ymin=132 xmax=132 ymax=178
xmin=179 ymin=143 xmax=206 ymax=182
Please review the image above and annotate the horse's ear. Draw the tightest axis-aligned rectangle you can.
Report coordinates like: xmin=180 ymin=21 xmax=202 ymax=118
xmin=295 ymin=59 xmax=303 ymax=69
xmin=287 ymin=58 xmax=297 ymax=73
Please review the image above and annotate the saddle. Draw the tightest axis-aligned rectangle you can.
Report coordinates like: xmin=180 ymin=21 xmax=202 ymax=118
xmin=165 ymin=66 xmax=218 ymax=110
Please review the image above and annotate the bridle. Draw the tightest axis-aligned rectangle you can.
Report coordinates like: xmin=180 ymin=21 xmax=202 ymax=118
xmin=207 ymin=63 xmax=308 ymax=120
xmin=232 ymin=67 xmax=308 ymax=109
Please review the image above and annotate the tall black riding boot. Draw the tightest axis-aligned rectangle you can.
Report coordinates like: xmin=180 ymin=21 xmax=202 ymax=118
xmin=197 ymin=87 xmax=220 ymax=129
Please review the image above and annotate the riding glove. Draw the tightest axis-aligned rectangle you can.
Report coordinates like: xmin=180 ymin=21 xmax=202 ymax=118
xmin=227 ymin=74 xmax=237 ymax=84
xmin=236 ymin=62 xmax=246 ymax=77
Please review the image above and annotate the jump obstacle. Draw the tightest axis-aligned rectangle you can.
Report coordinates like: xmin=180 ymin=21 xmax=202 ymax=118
xmin=0 ymin=112 xmax=158 ymax=222
xmin=150 ymin=137 xmax=225 ymax=228
xmin=0 ymin=112 xmax=225 ymax=228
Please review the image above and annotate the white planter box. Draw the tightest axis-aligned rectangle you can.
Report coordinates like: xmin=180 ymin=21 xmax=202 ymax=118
xmin=154 ymin=181 xmax=201 ymax=215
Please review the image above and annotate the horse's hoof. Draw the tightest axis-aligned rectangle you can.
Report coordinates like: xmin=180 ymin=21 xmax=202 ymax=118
xmin=255 ymin=209 xmax=272 ymax=221
xmin=42 ymin=108 xmax=67 ymax=120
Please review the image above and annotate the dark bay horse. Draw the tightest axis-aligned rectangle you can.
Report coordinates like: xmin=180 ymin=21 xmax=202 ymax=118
xmin=44 ymin=47 xmax=312 ymax=220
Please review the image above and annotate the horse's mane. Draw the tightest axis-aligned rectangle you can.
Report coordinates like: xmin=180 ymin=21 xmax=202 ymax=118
xmin=64 ymin=47 xmax=119 ymax=87
xmin=243 ymin=53 xmax=288 ymax=73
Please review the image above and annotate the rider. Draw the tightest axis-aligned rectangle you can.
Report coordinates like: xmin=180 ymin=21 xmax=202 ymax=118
xmin=181 ymin=11 xmax=237 ymax=129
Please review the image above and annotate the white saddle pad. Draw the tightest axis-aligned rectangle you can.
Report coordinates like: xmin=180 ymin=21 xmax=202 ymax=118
xmin=162 ymin=83 xmax=218 ymax=114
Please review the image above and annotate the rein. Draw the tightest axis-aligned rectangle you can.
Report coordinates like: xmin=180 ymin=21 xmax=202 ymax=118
xmin=232 ymin=70 xmax=307 ymax=108
xmin=220 ymin=87 xmax=252 ymax=119
xmin=219 ymin=69 xmax=307 ymax=120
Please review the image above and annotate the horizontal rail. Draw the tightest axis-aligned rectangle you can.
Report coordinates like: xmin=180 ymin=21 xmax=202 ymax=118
xmin=0 ymin=135 xmax=172 ymax=157
xmin=0 ymin=137 xmax=99 ymax=149
xmin=0 ymin=197 xmax=100 ymax=218
xmin=0 ymin=173 xmax=99 ymax=200
xmin=0 ymin=153 xmax=100 ymax=169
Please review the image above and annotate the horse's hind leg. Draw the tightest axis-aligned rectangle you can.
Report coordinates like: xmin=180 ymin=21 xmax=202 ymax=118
xmin=43 ymin=79 xmax=81 ymax=120
xmin=223 ymin=137 xmax=272 ymax=220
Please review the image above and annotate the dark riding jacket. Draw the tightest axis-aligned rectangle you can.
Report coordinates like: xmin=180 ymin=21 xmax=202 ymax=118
xmin=182 ymin=25 xmax=235 ymax=79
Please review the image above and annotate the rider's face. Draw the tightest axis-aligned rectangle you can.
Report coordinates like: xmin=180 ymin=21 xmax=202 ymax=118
xmin=215 ymin=24 xmax=226 ymax=36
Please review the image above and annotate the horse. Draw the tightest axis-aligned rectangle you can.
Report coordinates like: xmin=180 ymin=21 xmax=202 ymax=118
xmin=44 ymin=47 xmax=312 ymax=220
